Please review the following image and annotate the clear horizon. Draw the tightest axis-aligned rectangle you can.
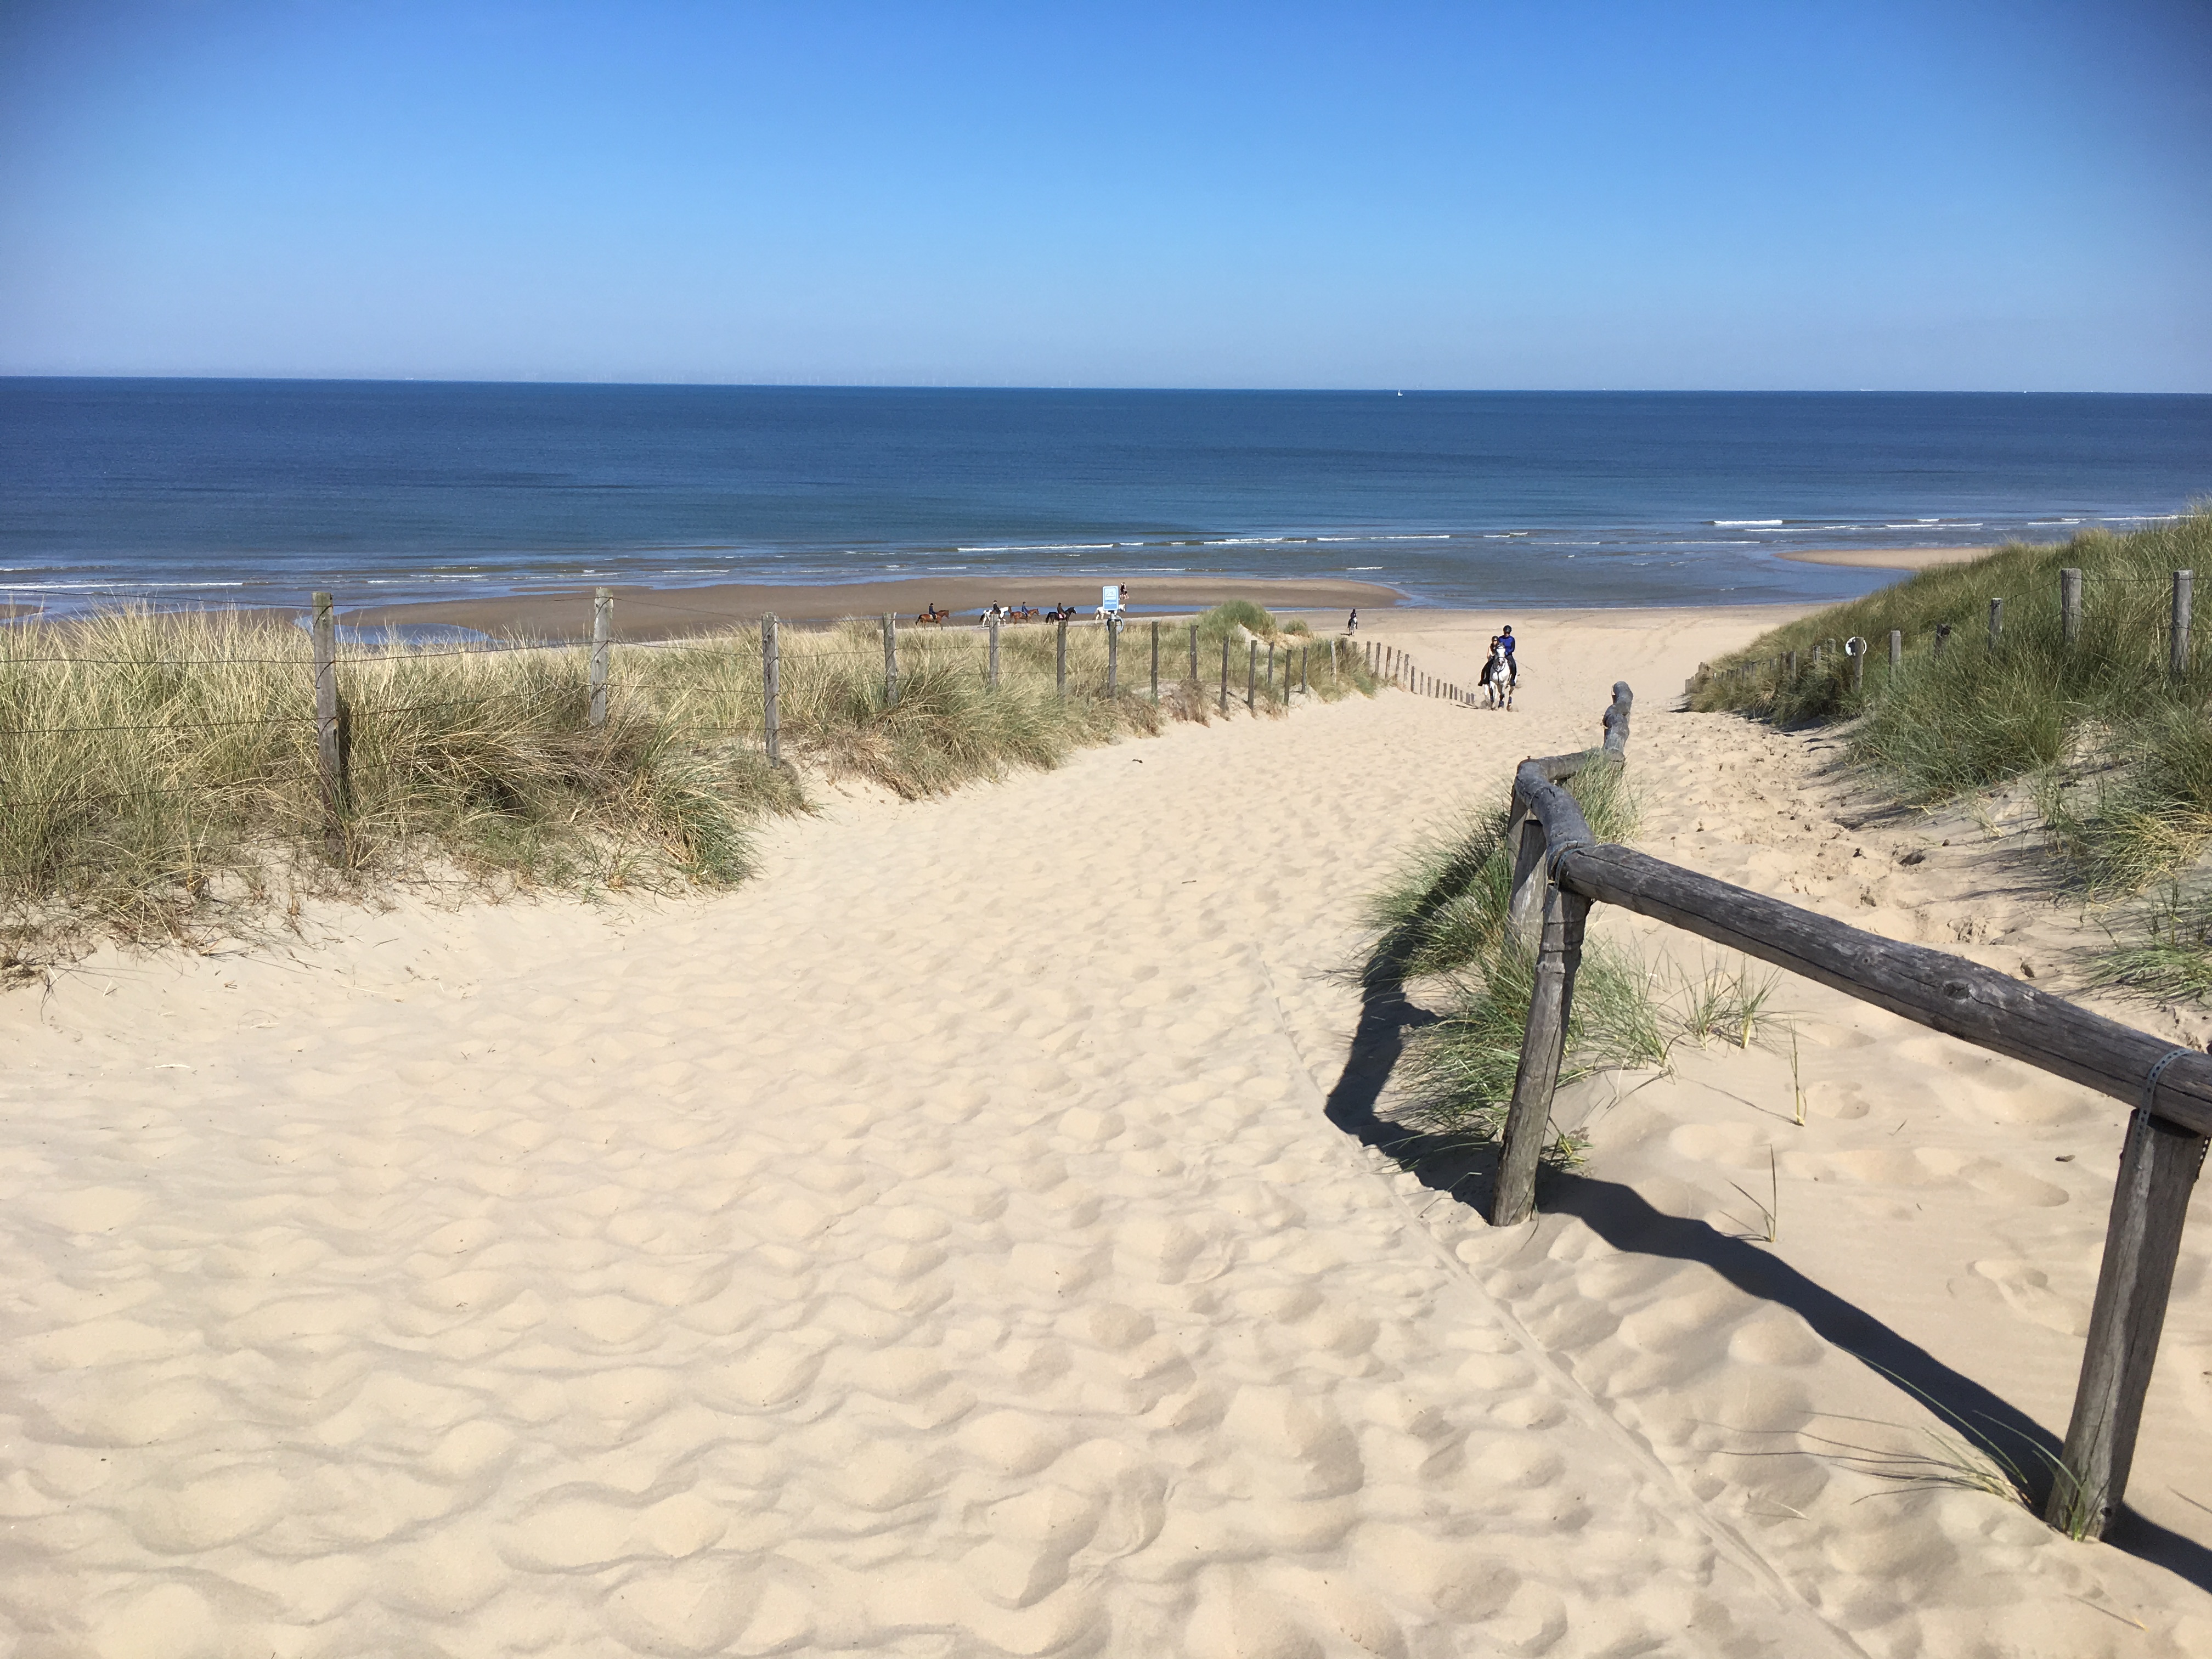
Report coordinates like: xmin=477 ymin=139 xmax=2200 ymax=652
xmin=8 ymin=376 xmax=2212 ymax=396
xmin=4 ymin=1 xmax=2208 ymax=392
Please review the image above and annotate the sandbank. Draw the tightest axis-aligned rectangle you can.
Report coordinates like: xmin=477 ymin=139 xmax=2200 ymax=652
xmin=3 ymin=601 xmax=2207 ymax=1654
xmin=342 ymin=574 xmax=1405 ymax=641
xmin=1776 ymin=544 xmax=1999 ymax=570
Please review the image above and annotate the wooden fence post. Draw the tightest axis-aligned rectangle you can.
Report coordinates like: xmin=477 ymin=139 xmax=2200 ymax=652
xmin=1889 ymin=629 xmax=1903 ymax=674
xmin=589 ymin=586 xmax=612 ymax=729
xmin=1301 ymin=645 xmax=1309 ymax=696
xmin=1219 ymin=637 xmax=1229 ymax=713
xmin=2061 ymin=567 xmax=2083 ymax=647
xmin=988 ymin=615 xmax=1001 ymax=689
xmin=1246 ymin=641 xmax=1256 ymax=711
xmin=1934 ymin=622 xmax=1951 ymax=656
xmin=1150 ymin=621 xmax=1160 ymax=702
xmin=1107 ymin=615 xmax=1119 ymax=697
xmin=1266 ymin=643 xmax=1275 ymax=693
xmin=311 ymin=591 xmax=347 ymax=862
xmin=1506 ymin=793 xmax=1548 ymax=941
xmin=1784 ymin=650 xmax=1798 ymax=680
xmin=2049 ymin=1103 xmax=2208 ymax=1538
xmin=1329 ymin=639 xmax=1338 ymax=684
xmin=1492 ymin=872 xmax=1592 ymax=1227
xmin=1988 ymin=597 xmax=2004 ymax=651
xmin=1189 ymin=623 xmax=1199 ymax=681
xmin=883 ymin=614 xmax=899 ymax=707
xmin=2171 ymin=570 xmax=2193 ymax=680
xmin=1602 ymin=682 xmax=1633 ymax=758
xmin=1056 ymin=616 xmax=1068 ymax=697
xmin=761 ymin=614 xmax=781 ymax=765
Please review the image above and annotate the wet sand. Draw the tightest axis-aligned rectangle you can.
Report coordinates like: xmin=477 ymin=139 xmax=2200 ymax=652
xmin=342 ymin=575 xmax=1406 ymax=641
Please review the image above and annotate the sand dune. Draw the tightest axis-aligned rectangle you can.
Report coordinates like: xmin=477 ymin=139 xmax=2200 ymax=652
xmin=4 ymin=605 xmax=2208 ymax=1656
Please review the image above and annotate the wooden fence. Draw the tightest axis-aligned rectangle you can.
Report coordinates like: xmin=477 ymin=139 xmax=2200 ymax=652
xmin=296 ymin=594 xmax=1364 ymax=848
xmin=1693 ymin=565 xmax=2198 ymax=694
xmin=1497 ymin=682 xmax=2206 ymax=1543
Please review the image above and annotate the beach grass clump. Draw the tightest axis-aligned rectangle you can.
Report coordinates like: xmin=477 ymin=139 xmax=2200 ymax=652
xmin=1195 ymin=600 xmax=1281 ymax=642
xmin=1372 ymin=765 xmax=1672 ymax=1154
xmin=1371 ymin=764 xmax=1789 ymax=1161
xmin=3 ymin=605 xmax=1379 ymax=946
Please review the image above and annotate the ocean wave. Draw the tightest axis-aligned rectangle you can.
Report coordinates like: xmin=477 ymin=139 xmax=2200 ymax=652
xmin=1712 ymin=519 xmax=1783 ymax=527
xmin=953 ymin=543 xmax=1118 ymax=552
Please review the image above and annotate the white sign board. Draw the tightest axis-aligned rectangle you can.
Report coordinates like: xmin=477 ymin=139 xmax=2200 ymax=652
xmin=1101 ymin=584 xmax=1122 ymax=612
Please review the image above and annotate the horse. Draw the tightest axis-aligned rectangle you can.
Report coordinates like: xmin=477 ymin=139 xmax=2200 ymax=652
xmin=1481 ymin=639 xmax=1515 ymax=709
xmin=915 ymin=605 xmax=948 ymax=626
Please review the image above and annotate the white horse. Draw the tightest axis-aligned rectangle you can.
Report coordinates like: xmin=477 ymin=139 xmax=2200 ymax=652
xmin=1481 ymin=640 xmax=1515 ymax=709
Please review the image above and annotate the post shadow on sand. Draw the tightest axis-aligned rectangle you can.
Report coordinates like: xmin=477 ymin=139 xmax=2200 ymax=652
xmin=1322 ymin=928 xmax=2212 ymax=1593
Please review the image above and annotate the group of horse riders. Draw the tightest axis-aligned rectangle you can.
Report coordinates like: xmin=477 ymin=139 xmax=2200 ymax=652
xmin=913 ymin=600 xmax=1102 ymax=626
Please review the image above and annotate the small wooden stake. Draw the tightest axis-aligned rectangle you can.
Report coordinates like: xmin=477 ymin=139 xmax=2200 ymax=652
xmin=1220 ymin=636 xmax=1229 ymax=712
xmin=761 ymin=614 xmax=781 ymax=765
xmin=2171 ymin=569 xmax=2193 ymax=681
xmin=589 ymin=586 xmax=612 ymax=728
xmin=311 ymin=591 xmax=346 ymax=862
xmin=1988 ymin=596 xmax=2004 ymax=651
xmin=883 ymin=613 xmax=899 ymax=707
xmin=1493 ymin=874 xmax=1591 ymax=1226
xmin=2061 ymin=567 xmax=2083 ymax=647
xmin=1934 ymin=622 xmax=1951 ymax=656
xmin=1150 ymin=620 xmax=1160 ymax=702
xmin=1107 ymin=614 xmax=1119 ymax=697
xmin=1056 ymin=617 xmax=1068 ymax=697
xmin=2050 ymin=1104 xmax=2208 ymax=1538
xmin=1189 ymin=622 xmax=1199 ymax=681
xmin=988 ymin=615 xmax=1001 ymax=689
xmin=1889 ymin=629 xmax=1903 ymax=673
xmin=1301 ymin=645 xmax=1309 ymax=695
xmin=1246 ymin=640 xmax=1256 ymax=710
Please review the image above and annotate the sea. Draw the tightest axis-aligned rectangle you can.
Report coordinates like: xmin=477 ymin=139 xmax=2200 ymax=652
xmin=3 ymin=379 xmax=2207 ymax=617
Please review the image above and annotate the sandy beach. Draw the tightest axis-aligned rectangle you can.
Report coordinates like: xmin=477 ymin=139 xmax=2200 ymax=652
xmin=342 ymin=576 xmax=1406 ymax=642
xmin=4 ymin=602 xmax=2208 ymax=1656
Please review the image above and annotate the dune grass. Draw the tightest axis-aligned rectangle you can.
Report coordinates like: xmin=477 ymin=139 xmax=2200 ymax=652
xmin=1367 ymin=762 xmax=1785 ymax=1165
xmin=1691 ymin=507 xmax=2212 ymax=996
xmin=1694 ymin=511 xmax=2212 ymax=881
xmin=1 ymin=605 xmax=1377 ymax=947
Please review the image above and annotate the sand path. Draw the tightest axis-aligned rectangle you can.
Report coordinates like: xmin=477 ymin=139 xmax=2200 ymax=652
xmin=5 ymin=607 xmax=2205 ymax=1655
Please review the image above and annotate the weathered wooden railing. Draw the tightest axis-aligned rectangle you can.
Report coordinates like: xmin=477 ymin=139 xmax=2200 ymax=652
xmin=1496 ymin=681 xmax=2208 ymax=1542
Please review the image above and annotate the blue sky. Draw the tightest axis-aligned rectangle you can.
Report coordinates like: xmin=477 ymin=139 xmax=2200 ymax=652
xmin=2 ymin=1 xmax=2207 ymax=390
